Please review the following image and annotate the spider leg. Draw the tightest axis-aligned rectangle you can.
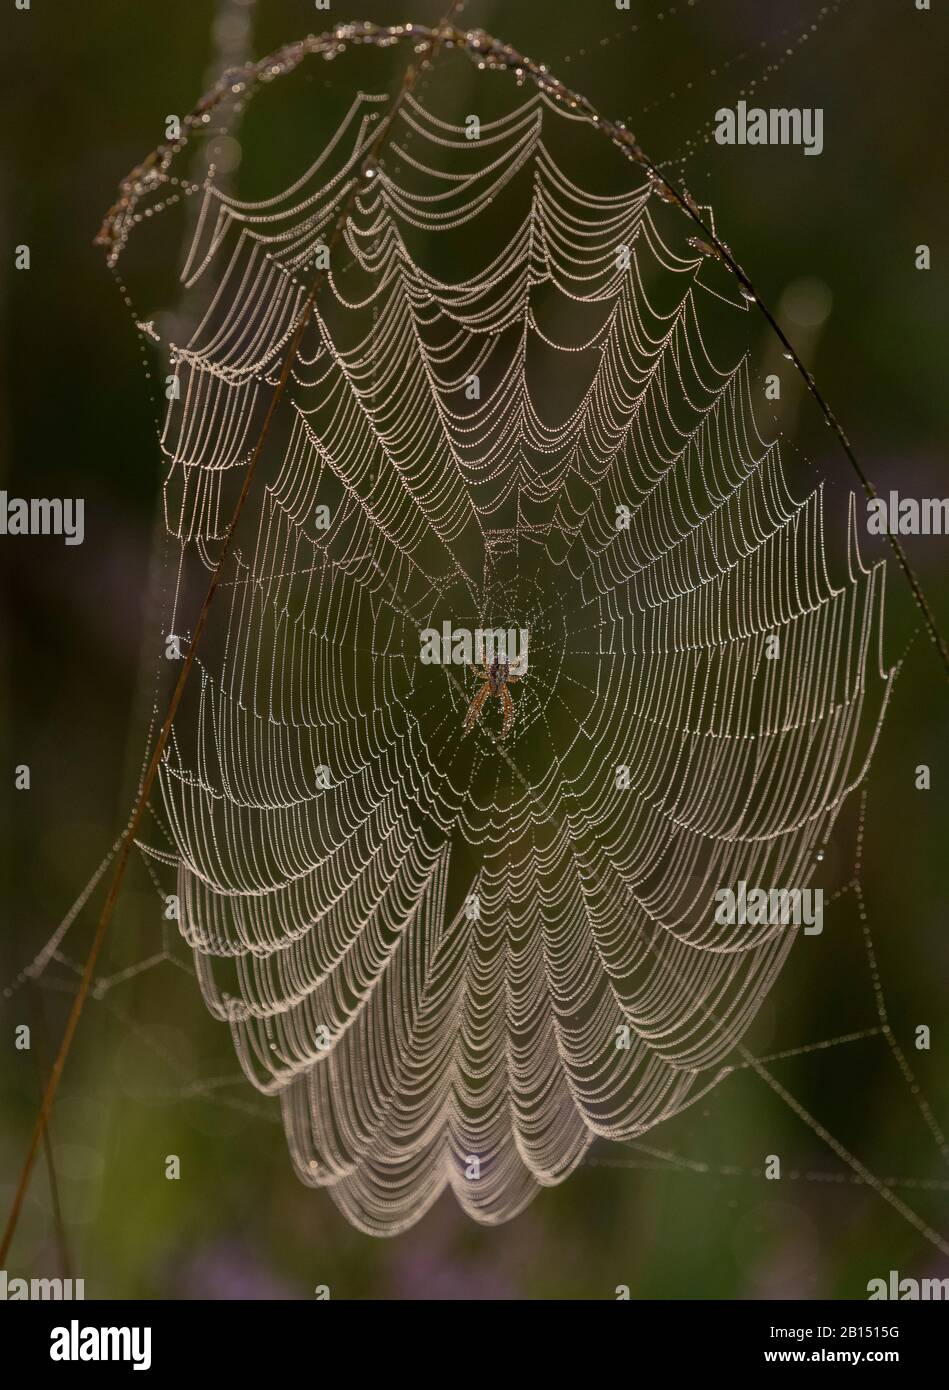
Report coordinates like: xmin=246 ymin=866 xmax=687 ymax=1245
xmin=501 ymin=685 xmax=515 ymax=739
xmin=463 ymin=682 xmax=491 ymax=736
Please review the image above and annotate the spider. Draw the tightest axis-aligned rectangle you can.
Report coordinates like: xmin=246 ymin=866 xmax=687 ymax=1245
xmin=462 ymin=639 xmax=527 ymax=740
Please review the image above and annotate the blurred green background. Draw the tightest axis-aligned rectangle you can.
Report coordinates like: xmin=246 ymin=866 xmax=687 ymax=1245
xmin=1 ymin=0 xmax=947 ymax=1299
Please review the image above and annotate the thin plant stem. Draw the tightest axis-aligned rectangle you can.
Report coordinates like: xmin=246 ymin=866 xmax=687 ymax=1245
xmin=29 ymin=987 xmax=72 ymax=1280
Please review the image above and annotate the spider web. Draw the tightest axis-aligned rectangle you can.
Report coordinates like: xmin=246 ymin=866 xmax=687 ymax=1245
xmin=5 ymin=25 xmax=900 ymax=1242
xmin=101 ymin=72 xmax=894 ymax=1235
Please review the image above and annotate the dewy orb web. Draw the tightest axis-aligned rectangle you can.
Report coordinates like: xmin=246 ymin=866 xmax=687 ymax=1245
xmin=94 ymin=22 xmax=892 ymax=1237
